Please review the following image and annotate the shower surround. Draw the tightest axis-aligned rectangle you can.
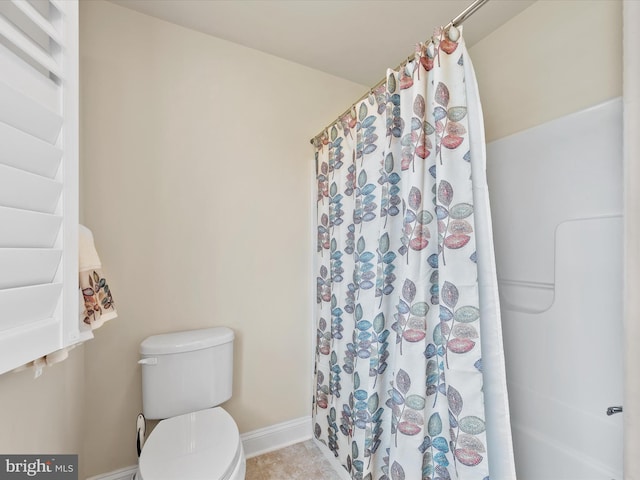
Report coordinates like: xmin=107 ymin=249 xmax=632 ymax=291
xmin=487 ymin=98 xmax=623 ymax=480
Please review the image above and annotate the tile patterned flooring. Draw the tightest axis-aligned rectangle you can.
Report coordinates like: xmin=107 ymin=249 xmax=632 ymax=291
xmin=246 ymin=440 xmax=345 ymax=480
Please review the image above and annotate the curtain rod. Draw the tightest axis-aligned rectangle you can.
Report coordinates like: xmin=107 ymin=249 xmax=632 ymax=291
xmin=309 ymin=0 xmax=490 ymax=145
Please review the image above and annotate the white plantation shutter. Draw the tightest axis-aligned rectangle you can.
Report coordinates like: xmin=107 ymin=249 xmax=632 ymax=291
xmin=0 ymin=0 xmax=78 ymax=374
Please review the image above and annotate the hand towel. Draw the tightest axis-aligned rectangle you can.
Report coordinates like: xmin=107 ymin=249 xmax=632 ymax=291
xmin=79 ymin=224 xmax=117 ymax=329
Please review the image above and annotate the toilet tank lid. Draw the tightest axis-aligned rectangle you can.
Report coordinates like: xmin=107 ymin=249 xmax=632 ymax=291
xmin=140 ymin=327 xmax=234 ymax=355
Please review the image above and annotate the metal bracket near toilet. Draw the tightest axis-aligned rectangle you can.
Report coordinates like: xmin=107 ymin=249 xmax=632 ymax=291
xmin=137 ymin=413 xmax=146 ymax=457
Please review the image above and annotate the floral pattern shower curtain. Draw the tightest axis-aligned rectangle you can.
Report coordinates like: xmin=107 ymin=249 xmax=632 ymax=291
xmin=313 ymin=30 xmax=513 ymax=480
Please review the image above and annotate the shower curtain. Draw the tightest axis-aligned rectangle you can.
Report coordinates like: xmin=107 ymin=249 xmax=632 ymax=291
xmin=312 ymin=29 xmax=515 ymax=480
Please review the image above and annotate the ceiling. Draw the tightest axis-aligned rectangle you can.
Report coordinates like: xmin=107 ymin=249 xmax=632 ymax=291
xmin=108 ymin=0 xmax=535 ymax=86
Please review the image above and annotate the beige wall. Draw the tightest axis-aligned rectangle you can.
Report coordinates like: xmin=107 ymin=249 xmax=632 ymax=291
xmin=0 ymin=1 xmax=620 ymax=479
xmin=470 ymin=0 xmax=622 ymax=142
xmin=0 ymin=349 xmax=85 ymax=474
xmin=79 ymin=0 xmax=366 ymax=476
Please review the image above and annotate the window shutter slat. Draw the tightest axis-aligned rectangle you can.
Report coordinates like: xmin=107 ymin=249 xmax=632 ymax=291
xmin=0 ymin=42 xmax=59 ymax=112
xmin=0 ymin=14 xmax=62 ymax=78
xmin=0 ymin=164 xmax=62 ymax=213
xmin=0 ymin=248 xmax=62 ymax=289
xmin=0 ymin=206 xmax=62 ymax=248
xmin=10 ymin=0 xmax=63 ymax=46
xmin=0 ymin=121 xmax=62 ymax=178
xmin=0 ymin=283 xmax=63 ymax=332
xmin=0 ymin=79 xmax=63 ymax=144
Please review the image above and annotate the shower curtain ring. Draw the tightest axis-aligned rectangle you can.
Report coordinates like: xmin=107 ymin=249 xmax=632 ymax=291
xmin=448 ymin=25 xmax=460 ymax=41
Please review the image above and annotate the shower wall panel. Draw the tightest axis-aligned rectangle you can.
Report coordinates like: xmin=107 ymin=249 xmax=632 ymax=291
xmin=486 ymin=98 xmax=623 ymax=480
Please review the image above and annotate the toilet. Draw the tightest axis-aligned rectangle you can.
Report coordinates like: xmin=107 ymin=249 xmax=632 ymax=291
xmin=136 ymin=327 xmax=246 ymax=480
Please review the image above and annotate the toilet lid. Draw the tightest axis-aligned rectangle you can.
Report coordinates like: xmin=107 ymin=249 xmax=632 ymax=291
xmin=139 ymin=407 xmax=241 ymax=480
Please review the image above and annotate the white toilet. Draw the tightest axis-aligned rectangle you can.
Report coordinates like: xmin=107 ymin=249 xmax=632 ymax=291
xmin=137 ymin=327 xmax=246 ymax=480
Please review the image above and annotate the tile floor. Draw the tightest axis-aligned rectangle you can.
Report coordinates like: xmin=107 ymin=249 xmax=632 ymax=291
xmin=246 ymin=440 xmax=345 ymax=480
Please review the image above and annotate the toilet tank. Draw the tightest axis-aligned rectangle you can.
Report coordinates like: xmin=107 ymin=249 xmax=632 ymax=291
xmin=139 ymin=327 xmax=234 ymax=419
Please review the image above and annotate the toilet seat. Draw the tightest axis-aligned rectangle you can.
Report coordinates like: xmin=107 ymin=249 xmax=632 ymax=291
xmin=139 ymin=407 xmax=243 ymax=480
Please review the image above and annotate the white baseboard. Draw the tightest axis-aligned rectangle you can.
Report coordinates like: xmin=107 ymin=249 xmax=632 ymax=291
xmin=87 ymin=415 xmax=312 ymax=479
xmin=241 ymin=415 xmax=311 ymax=459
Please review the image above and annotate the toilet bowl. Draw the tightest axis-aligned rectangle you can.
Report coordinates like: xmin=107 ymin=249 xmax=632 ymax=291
xmin=137 ymin=327 xmax=245 ymax=480
xmin=138 ymin=408 xmax=245 ymax=480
